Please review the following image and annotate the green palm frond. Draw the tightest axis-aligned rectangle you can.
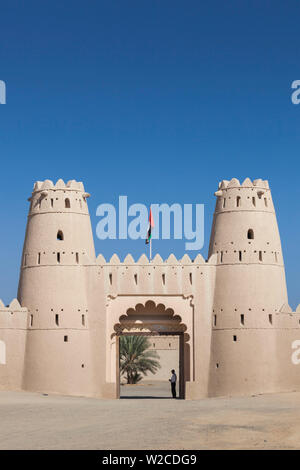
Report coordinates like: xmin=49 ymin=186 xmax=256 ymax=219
xmin=119 ymin=335 xmax=161 ymax=384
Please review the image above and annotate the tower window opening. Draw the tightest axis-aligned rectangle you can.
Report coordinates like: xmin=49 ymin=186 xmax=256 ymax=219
xmin=259 ymin=251 xmax=263 ymax=262
xmin=239 ymin=251 xmax=242 ymax=262
xmin=37 ymin=252 xmax=41 ymax=265
xmin=65 ymin=198 xmax=71 ymax=209
xmin=275 ymin=252 xmax=278 ymax=263
xmin=213 ymin=315 xmax=217 ymax=327
xmin=269 ymin=314 xmax=273 ymax=325
xmin=134 ymin=274 xmax=138 ymax=285
xmin=252 ymin=197 xmax=256 ymax=207
xmin=57 ymin=252 xmax=61 ymax=263
xmin=264 ymin=198 xmax=268 ymax=207
xmin=247 ymin=229 xmax=254 ymax=240
xmin=82 ymin=314 xmax=85 ymax=326
xmin=64 ymin=335 xmax=68 ymax=342
xmin=51 ymin=198 xmax=54 ymax=208
xmin=233 ymin=335 xmax=237 ymax=342
xmin=30 ymin=314 xmax=33 ymax=327
xmin=236 ymin=196 xmax=241 ymax=207
xmin=57 ymin=230 xmax=64 ymax=241
xmin=189 ymin=273 xmax=193 ymax=284
xmin=240 ymin=314 xmax=244 ymax=325
xmin=55 ymin=314 xmax=59 ymax=326
xmin=220 ymin=251 xmax=223 ymax=263
xmin=23 ymin=254 xmax=27 ymax=267
xmin=76 ymin=252 xmax=79 ymax=264
xmin=79 ymin=199 xmax=82 ymax=209
xmin=109 ymin=273 xmax=112 ymax=285
xmin=223 ymin=198 xmax=226 ymax=208
xmin=162 ymin=273 xmax=166 ymax=285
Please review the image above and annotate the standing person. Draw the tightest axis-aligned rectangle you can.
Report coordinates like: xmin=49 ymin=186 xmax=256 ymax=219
xmin=169 ymin=369 xmax=177 ymax=398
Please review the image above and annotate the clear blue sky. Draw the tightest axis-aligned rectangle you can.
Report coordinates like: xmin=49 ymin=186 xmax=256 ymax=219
xmin=0 ymin=0 xmax=299 ymax=307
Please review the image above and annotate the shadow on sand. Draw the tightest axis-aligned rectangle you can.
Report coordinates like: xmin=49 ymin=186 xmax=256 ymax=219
xmin=120 ymin=395 xmax=181 ymax=399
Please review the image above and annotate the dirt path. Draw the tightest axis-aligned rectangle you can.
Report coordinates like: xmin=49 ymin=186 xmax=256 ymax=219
xmin=0 ymin=390 xmax=300 ymax=449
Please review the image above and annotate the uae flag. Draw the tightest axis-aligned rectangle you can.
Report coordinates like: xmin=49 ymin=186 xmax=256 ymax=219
xmin=146 ymin=207 xmax=154 ymax=244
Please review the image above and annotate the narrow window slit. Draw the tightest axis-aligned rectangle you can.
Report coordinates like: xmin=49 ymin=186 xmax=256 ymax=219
xmin=57 ymin=230 xmax=64 ymax=241
xmin=247 ymin=229 xmax=254 ymax=240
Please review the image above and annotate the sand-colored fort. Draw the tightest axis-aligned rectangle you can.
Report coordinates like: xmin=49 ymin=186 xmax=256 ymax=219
xmin=0 ymin=177 xmax=299 ymax=399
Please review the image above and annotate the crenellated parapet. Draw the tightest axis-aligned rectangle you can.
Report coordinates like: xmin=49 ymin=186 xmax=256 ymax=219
xmin=32 ymin=179 xmax=86 ymax=192
xmin=209 ymin=177 xmax=284 ymax=271
xmin=217 ymin=177 xmax=270 ymax=190
xmin=274 ymin=303 xmax=300 ymax=328
xmin=96 ymin=252 xmax=209 ymax=266
xmin=0 ymin=175 xmax=298 ymax=399
xmin=95 ymin=252 xmax=215 ymax=297
xmin=0 ymin=299 xmax=28 ymax=329
xmin=214 ymin=177 xmax=273 ymax=214
xmin=28 ymin=179 xmax=90 ymax=216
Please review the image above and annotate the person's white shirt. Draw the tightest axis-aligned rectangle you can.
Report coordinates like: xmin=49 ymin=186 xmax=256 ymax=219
xmin=171 ymin=372 xmax=177 ymax=383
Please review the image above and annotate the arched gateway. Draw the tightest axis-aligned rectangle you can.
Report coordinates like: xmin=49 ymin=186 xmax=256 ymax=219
xmin=2 ymin=177 xmax=300 ymax=400
xmin=106 ymin=296 xmax=195 ymax=399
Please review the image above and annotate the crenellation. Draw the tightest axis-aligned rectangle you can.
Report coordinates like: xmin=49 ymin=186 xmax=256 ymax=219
xmin=0 ymin=176 xmax=299 ymax=399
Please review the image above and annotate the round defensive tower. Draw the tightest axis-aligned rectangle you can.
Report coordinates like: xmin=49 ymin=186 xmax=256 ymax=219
xmin=208 ymin=177 xmax=288 ymax=396
xmin=18 ymin=179 xmax=96 ymax=396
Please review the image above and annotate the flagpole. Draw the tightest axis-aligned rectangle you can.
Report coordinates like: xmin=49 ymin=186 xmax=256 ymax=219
xmin=150 ymin=238 xmax=152 ymax=262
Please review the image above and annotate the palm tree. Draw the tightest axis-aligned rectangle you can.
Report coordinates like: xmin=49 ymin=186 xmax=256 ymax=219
xmin=119 ymin=335 xmax=161 ymax=384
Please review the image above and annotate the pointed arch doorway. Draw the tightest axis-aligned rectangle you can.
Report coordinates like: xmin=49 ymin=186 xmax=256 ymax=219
xmin=107 ymin=298 xmax=194 ymax=399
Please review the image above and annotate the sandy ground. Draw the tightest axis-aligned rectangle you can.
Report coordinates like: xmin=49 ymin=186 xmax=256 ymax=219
xmin=1 ymin=382 xmax=300 ymax=449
